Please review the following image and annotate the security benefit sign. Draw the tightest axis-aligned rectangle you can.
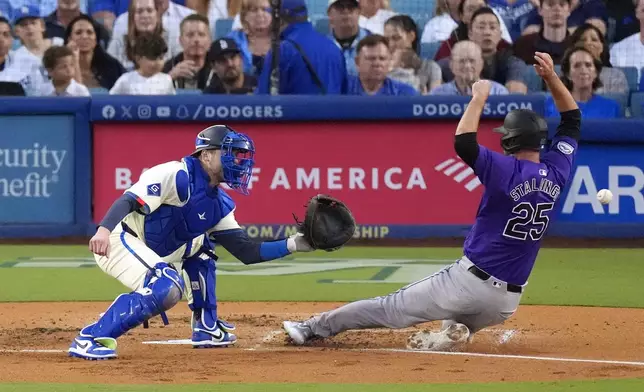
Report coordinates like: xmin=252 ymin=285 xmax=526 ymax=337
xmin=556 ymin=145 xmax=644 ymax=223
xmin=0 ymin=116 xmax=74 ymax=224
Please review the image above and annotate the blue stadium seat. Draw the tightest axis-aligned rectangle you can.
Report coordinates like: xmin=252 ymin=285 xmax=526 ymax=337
xmin=599 ymin=93 xmax=628 ymax=117
xmin=420 ymin=42 xmax=440 ymax=59
xmin=314 ymin=17 xmax=330 ymax=36
xmin=89 ymin=87 xmax=109 ymax=95
xmin=306 ymin=0 xmax=329 ymax=17
xmin=12 ymin=40 xmax=21 ymax=50
xmin=640 ymin=68 xmax=644 ymax=91
xmin=390 ymin=0 xmax=435 ymax=18
xmin=525 ymin=66 xmax=543 ymax=92
xmin=617 ymin=66 xmax=639 ymax=92
xmin=214 ymin=18 xmax=234 ymax=39
xmin=177 ymin=89 xmax=203 ymax=95
xmin=630 ymin=92 xmax=644 ymax=117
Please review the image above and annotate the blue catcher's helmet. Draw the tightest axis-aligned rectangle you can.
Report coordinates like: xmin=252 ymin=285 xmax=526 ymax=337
xmin=191 ymin=125 xmax=255 ymax=195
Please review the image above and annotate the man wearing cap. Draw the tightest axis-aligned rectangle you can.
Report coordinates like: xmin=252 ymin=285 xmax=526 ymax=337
xmin=204 ymin=37 xmax=257 ymax=94
xmin=328 ymin=0 xmax=371 ymax=76
xmin=256 ymin=0 xmax=347 ymax=95
xmin=163 ymin=13 xmax=212 ymax=90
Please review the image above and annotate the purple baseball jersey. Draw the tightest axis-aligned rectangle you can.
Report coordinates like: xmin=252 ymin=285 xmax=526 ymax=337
xmin=463 ymin=135 xmax=578 ymax=285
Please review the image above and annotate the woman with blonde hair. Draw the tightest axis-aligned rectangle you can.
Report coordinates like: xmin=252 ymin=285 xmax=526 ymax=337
xmin=107 ymin=0 xmax=177 ymax=70
xmin=225 ymin=0 xmax=272 ymax=76
xmin=187 ymin=0 xmax=243 ymax=33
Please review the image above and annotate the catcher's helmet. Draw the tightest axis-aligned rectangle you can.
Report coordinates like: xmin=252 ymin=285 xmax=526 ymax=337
xmin=191 ymin=125 xmax=256 ymax=195
xmin=494 ymin=109 xmax=548 ymax=155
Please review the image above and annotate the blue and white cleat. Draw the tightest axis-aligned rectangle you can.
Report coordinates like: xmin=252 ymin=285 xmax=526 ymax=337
xmin=68 ymin=325 xmax=117 ymax=360
xmin=192 ymin=327 xmax=237 ymax=348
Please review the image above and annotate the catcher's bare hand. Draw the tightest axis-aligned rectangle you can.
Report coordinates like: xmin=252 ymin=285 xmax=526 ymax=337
xmin=287 ymin=233 xmax=314 ymax=253
xmin=533 ymin=52 xmax=556 ymax=80
xmin=89 ymin=226 xmax=111 ymax=257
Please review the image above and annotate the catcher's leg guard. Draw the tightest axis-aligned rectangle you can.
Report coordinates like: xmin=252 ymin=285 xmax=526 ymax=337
xmin=182 ymin=256 xmax=236 ymax=348
xmin=68 ymin=263 xmax=184 ymax=360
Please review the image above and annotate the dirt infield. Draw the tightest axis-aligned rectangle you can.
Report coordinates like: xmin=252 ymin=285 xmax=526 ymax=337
xmin=1 ymin=302 xmax=644 ymax=384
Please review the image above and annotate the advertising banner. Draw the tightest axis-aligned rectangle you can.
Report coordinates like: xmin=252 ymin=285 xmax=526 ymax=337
xmin=556 ymin=144 xmax=644 ymax=223
xmin=93 ymin=121 xmax=507 ymax=235
xmin=0 ymin=115 xmax=75 ymax=224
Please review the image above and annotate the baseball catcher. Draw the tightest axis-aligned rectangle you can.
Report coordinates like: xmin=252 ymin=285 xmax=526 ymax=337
xmin=69 ymin=125 xmax=355 ymax=360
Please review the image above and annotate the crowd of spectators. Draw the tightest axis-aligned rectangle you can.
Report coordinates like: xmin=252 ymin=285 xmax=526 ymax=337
xmin=0 ymin=0 xmax=642 ymax=119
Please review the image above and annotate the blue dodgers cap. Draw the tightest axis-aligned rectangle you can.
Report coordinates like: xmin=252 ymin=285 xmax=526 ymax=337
xmin=279 ymin=0 xmax=308 ymax=17
xmin=13 ymin=4 xmax=41 ymax=25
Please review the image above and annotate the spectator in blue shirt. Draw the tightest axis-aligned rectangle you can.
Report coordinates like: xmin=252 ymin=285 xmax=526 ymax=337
xmin=545 ymin=44 xmax=621 ymax=118
xmin=430 ymin=40 xmax=508 ymax=95
xmin=327 ymin=0 xmax=371 ymax=76
xmin=226 ymin=0 xmax=272 ymax=77
xmin=347 ymin=34 xmax=418 ymax=96
xmin=256 ymin=0 xmax=347 ymax=95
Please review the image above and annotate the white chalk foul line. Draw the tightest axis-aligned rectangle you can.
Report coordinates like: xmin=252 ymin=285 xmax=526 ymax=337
xmin=361 ymin=348 xmax=644 ymax=367
xmin=0 ymin=349 xmax=65 ymax=353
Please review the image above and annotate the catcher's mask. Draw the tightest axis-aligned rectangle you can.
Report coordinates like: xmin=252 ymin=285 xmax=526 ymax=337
xmin=494 ymin=109 xmax=548 ymax=156
xmin=191 ymin=125 xmax=255 ymax=195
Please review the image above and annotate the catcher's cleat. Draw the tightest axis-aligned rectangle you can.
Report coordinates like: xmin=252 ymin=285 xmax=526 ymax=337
xmin=406 ymin=323 xmax=470 ymax=351
xmin=68 ymin=324 xmax=117 ymax=360
xmin=283 ymin=320 xmax=314 ymax=345
xmin=192 ymin=316 xmax=237 ymax=348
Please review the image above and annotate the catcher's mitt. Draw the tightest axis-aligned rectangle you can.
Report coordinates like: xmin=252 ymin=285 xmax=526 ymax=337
xmin=294 ymin=194 xmax=356 ymax=252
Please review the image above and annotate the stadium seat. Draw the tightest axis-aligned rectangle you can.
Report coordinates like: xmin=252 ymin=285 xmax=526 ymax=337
xmin=639 ymin=68 xmax=644 ymax=91
xmin=599 ymin=93 xmax=628 ymax=117
xmin=12 ymin=40 xmax=21 ymax=50
xmin=214 ymin=18 xmax=234 ymax=39
xmin=177 ymin=89 xmax=203 ymax=95
xmin=617 ymin=66 xmax=639 ymax=92
xmin=390 ymin=0 xmax=435 ymax=18
xmin=314 ymin=17 xmax=330 ymax=36
xmin=89 ymin=87 xmax=109 ymax=95
xmin=525 ymin=66 xmax=543 ymax=92
xmin=306 ymin=0 xmax=328 ymax=17
xmin=420 ymin=42 xmax=440 ymax=60
xmin=630 ymin=92 xmax=644 ymax=117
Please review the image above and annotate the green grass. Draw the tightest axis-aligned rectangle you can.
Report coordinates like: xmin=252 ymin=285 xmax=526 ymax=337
xmin=0 ymin=245 xmax=642 ymax=307
xmin=1 ymin=245 xmax=643 ymax=391
xmin=2 ymin=379 xmax=644 ymax=392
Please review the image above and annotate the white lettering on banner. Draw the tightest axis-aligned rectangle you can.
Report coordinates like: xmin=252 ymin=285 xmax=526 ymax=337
xmin=413 ymin=102 xmax=533 ymax=117
xmin=0 ymin=143 xmax=66 ymax=198
xmin=203 ymin=105 xmax=283 ymax=119
xmin=248 ymin=168 xmax=261 ymax=189
xmin=297 ymin=168 xmax=319 ymax=189
xmin=262 ymin=167 xmax=427 ymax=190
xmin=608 ymin=166 xmax=644 ymax=214
xmin=115 ymin=167 xmax=150 ymax=190
xmin=328 ymin=168 xmax=342 ymax=190
xmin=270 ymin=168 xmax=290 ymax=189
xmin=112 ymin=167 xmax=428 ymax=191
xmin=562 ymin=165 xmax=644 ymax=215
xmin=562 ymin=166 xmax=603 ymax=214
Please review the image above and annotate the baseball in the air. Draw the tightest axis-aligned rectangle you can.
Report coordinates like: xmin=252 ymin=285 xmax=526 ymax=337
xmin=597 ymin=189 xmax=613 ymax=205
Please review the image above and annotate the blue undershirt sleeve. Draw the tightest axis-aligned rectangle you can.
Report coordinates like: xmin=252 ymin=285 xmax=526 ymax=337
xmin=212 ymin=229 xmax=291 ymax=265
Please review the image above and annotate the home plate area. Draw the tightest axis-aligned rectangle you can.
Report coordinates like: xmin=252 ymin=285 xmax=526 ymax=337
xmin=1 ymin=302 xmax=644 ymax=384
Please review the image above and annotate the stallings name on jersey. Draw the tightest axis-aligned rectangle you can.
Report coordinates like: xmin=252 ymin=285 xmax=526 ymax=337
xmin=510 ymin=177 xmax=561 ymax=202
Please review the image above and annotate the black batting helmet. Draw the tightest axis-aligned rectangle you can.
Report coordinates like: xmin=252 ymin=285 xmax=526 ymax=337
xmin=494 ymin=109 xmax=548 ymax=155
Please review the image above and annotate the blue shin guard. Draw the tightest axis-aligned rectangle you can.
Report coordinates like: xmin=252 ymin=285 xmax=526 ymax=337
xmin=69 ymin=263 xmax=184 ymax=360
xmin=182 ymin=256 xmax=236 ymax=347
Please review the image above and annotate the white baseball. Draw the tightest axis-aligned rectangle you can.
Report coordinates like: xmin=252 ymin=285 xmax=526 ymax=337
xmin=597 ymin=189 xmax=613 ymax=205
